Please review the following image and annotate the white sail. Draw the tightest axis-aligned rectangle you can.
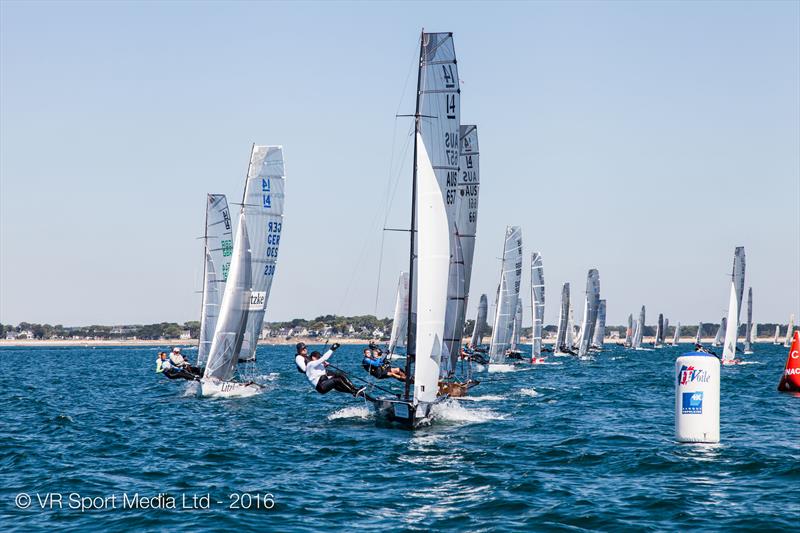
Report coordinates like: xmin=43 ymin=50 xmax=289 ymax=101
xmin=388 ymin=272 xmax=410 ymax=354
xmin=633 ymin=306 xmax=645 ymax=349
xmin=713 ymin=318 xmax=726 ymax=347
xmin=774 ymin=324 xmax=781 ymax=344
xmin=654 ymin=314 xmax=664 ymax=348
xmin=204 ymin=213 xmax=252 ymax=382
xmin=577 ymin=269 xmax=600 ymax=357
xmin=722 ymin=246 xmax=746 ymax=362
xmin=566 ymin=303 xmax=576 ymax=349
xmin=198 ymin=194 xmax=233 ymax=366
xmin=592 ymin=299 xmax=606 ymax=349
xmin=664 ymin=318 xmax=669 ymax=344
xmin=624 ymin=313 xmax=633 ymax=348
xmin=510 ymin=298 xmax=523 ymax=351
xmin=411 ymin=31 xmax=460 ymax=405
xmin=238 ymin=146 xmax=286 ymax=362
xmin=672 ymin=322 xmax=681 ymax=346
xmin=530 ymin=252 xmax=545 ymax=358
xmin=554 ymin=283 xmax=570 ymax=353
xmin=442 ymin=124 xmax=480 ymax=373
xmin=743 ymin=287 xmax=753 ymax=353
xmin=695 ymin=323 xmax=702 ymax=344
xmin=470 ymin=294 xmax=488 ymax=347
xmin=488 ymin=226 xmax=523 ymax=363
xmin=784 ymin=314 xmax=796 ymax=347
xmin=751 ymin=323 xmax=757 ymax=343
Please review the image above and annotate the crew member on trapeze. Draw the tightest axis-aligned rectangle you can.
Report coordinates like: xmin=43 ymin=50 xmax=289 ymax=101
xmin=361 ymin=347 xmax=407 ymax=382
xmin=305 ymin=343 xmax=364 ymax=397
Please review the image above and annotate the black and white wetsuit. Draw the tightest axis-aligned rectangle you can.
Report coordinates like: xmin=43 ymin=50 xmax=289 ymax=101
xmin=305 ymin=350 xmax=358 ymax=395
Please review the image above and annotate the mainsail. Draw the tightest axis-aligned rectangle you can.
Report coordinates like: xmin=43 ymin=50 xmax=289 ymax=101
xmin=488 ymin=226 xmax=523 ymax=363
xmin=672 ymin=322 xmax=681 ymax=346
xmin=577 ymin=269 xmax=600 ymax=358
xmin=410 ymin=31 xmax=460 ymax=405
xmin=470 ymin=294 xmax=488 ymax=347
xmin=239 ymin=146 xmax=286 ymax=362
xmin=654 ymin=313 xmax=664 ymax=348
xmin=784 ymin=314 xmax=795 ymax=348
xmin=566 ymin=304 xmax=576 ymax=349
xmin=695 ymin=323 xmax=703 ymax=344
xmin=743 ymin=287 xmax=753 ymax=353
xmin=204 ymin=213 xmax=253 ymax=382
xmin=774 ymin=324 xmax=781 ymax=344
xmin=510 ymin=298 xmax=523 ymax=351
xmin=624 ymin=313 xmax=633 ymax=348
xmin=592 ymin=299 xmax=606 ymax=349
xmin=530 ymin=252 xmax=545 ymax=358
xmin=554 ymin=283 xmax=570 ymax=352
xmin=198 ymin=194 xmax=233 ymax=366
xmin=388 ymin=272 xmax=410 ymax=354
xmin=442 ymin=124 xmax=480 ymax=374
xmin=632 ymin=306 xmax=645 ymax=349
xmin=713 ymin=317 xmax=726 ymax=347
xmin=722 ymin=246 xmax=746 ymax=362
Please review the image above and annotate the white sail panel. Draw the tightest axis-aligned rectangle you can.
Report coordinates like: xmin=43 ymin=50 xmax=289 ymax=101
xmin=388 ymin=272 xmax=410 ymax=353
xmin=198 ymin=194 xmax=233 ymax=366
xmin=722 ymin=247 xmax=746 ymax=362
xmin=624 ymin=313 xmax=633 ymax=348
xmin=743 ymin=287 xmax=753 ymax=353
xmin=672 ymin=322 xmax=681 ymax=345
xmin=695 ymin=323 xmax=702 ymax=344
xmin=204 ymin=213 xmax=252 ymax=381
xmin=633 ymin=306 xmax=645 ymax=349
xmin=510 ymin=298 xmax=523 ymax=351
xmin=442 ymin=125 xmax=480 ymax=373
xmin=592 ymin=299 xmax=606 ymax=349
xmin=555 ymin=283 xmax=570 ymax=352
xmin=238 ymin=146 xmax=286 ymax=362
xmin=577 ymin=269 xmax=600 ymax=357
xmin=488 ymin=226 xmax=523 ymax=363
xmin=784 ymin=314 xmax=795 ymax=347
xmin=530 ymin=252 xmax=545 ymax=358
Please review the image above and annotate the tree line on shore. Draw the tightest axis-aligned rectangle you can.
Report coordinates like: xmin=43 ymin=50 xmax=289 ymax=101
xmin=0 ymin=316 xmax=785 ymax=341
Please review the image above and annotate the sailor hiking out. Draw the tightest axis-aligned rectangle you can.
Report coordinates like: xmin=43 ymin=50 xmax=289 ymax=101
xmin=361 ymin=346 xmax=408 ymax=382
xmin=304 ymin=343 xmax=364 ymax=396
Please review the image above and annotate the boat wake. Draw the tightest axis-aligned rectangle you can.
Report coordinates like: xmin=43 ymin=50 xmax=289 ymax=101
xmin=328 ymin=405 xmax=372 ymax=421
xmin=487 ymin=364 xmax=517 ymax=373
xmin=432 ymin=400 xmax=505 ymax=425
xmin=183 ymin=382 xmax=200 ymax=396
xmin=254 ymin=372 xmax=280 ymax=382
xmin=454 ymin=394 xmax=505 ymax=402
xmin=519 ymin=387 xmax=539 ymax=397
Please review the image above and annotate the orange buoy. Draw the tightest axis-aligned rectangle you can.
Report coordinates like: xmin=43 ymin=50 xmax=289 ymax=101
xmin=778 ymin=331 xmax=800 ymax=392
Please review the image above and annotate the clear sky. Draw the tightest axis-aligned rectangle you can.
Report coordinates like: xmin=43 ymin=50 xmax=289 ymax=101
xmin=1 ymin=0 xmax=798 ymax=327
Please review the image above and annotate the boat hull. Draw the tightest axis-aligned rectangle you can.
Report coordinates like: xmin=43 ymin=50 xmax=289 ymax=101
xmin=370 ymin=398 xmax=433 ymax=429
xmin=199 ymin=379 xmax=262 ymax=398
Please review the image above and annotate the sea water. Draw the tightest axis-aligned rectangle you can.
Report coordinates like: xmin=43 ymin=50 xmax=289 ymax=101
xmin=1 ymin=343 xmax=798 ymax=531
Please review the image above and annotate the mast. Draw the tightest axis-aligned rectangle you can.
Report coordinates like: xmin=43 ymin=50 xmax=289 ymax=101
xmin=403 ymin=30 xmax=424 ymax=402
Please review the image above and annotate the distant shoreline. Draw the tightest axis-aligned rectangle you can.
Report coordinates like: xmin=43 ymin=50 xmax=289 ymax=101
xmin=0 ymin=336 xmax=771 ymax=348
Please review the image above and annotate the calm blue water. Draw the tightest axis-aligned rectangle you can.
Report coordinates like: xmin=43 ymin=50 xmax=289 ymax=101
xmin=1 ymin=343 xmax=798 ymax=531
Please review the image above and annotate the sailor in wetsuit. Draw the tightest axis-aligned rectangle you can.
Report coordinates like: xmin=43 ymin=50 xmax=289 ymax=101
xmin=305 ymin=344 xmax=364 ymax=396
xmin=361 ymin=348 xmax=407 ymax=382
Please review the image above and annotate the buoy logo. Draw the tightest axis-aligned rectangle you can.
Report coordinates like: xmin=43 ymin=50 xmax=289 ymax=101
xmin=681 ymin=392 xmax=704 ymax=414
xmin=791 ymin=350 xmax=799 ymax=360
xmin=786 ymin=368 xmax=800 ymax=376
xmin=678 ymin=365 xmax=710 ymax=386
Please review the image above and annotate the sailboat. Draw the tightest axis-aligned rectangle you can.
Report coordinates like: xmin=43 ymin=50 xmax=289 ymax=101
xmin=530 ymin=252 xmax=546 ymax=362
xmin=774 ymin=324 xmax=781 ymax=345
xmin=695 ymin=323 xmax=703 ymax=345
xmin=743 ymin=287 xmax=754 ymax=354
xmin=712 ymin=318 xmax=726 ymax=347
xmin=387 ymin=272 xmax=410 ymax=355
xmin=577 ymin=269 xmax=600 ymax=358
xmin=632 ymin=305 xmax=645 ymax=350
xmin=591 ymin=299 xmax=606 ymax=350
xmin=368 ymin=31 xmax=460 ymax=428
xmin=784 ymin=314 xmax=795 ymax=347
xmin=197 ymin=194 xmax=233 ymax=370
xmin=200 ymin=145 xmax=286 ymax=398
xmin=623 ymin=313 xmax=633 ymax=348
xmin=508 ymin=299 xmax=524 ymax=357
xmin=488 ymin=226 xmax=523 ymax=369
xmin=469 ymin=294 xmax=488 ymax=349
xmin=554 ymin=283 xmax=570 ymax=355
xmin=671 ymin=322 xmax=681 ymax=346
xmin=721 ymin=246 xmax=745 ymax=365
xmin=439 ymin=123 xmax=481 ymax=396
xmin=654 ymin=313 xmax=664 ymax=348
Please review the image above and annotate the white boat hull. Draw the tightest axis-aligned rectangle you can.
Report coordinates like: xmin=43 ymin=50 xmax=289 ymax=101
xmin=199 ymin=379 xmax=262 ymax=398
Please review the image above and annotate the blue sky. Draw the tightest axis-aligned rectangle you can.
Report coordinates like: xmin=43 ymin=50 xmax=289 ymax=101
xmin=1 ymin=1 xmax=798 ymax=327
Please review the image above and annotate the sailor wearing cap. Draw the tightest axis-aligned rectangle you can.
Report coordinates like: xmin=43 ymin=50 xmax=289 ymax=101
xmin=294 ymin=342 xmax=309 ymax=373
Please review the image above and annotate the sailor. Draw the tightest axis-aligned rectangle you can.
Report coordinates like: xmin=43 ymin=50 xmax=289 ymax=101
xmin=294 ymin=342 xmax=309 ymax=373
xmin=694 ymin=343 xmax=718 ymax=358
xmin=169 ymin=347 xmax=202 ymax=376
xmin=159 ymin=355 xmax=198 ymax=381
xmin=305 ymin=343 xmax=363 ymax=396
xmin=156 ymin=352 xmax=167 ymax=373
xmin=361 ymin=347 xmax=407 ymax=382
